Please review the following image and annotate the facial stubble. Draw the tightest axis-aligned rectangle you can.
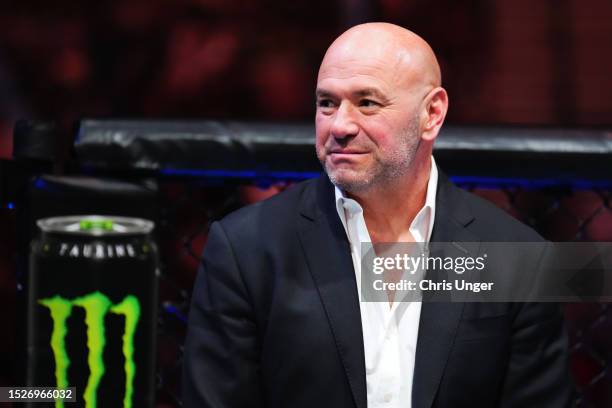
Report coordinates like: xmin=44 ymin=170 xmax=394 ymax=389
xmin=321 ymin=113 xmax=422 ymax=194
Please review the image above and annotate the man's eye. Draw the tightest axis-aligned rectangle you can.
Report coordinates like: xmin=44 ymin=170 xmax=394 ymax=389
xmin=359 ymin=99 xmax=379 ymax=108
xmin=317 ymin=99 xmax=335 ymax=108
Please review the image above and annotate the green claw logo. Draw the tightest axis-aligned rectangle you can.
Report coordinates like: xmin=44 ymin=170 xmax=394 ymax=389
xmin=39 ymin=292 xmax=141 ymax=408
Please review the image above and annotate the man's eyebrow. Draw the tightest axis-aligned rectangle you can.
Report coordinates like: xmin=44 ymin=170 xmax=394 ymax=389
xmin=316 ymin=87 xmax=388 ymax=101
xmin=353 ymin=88 xmax=387 ymax=100
xmin=315 ymin=89 xmax=334 ymax=98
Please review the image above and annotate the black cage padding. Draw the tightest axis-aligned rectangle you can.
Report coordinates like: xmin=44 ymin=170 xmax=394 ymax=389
xmin=75 ymin=120 xmax=612 ymax=180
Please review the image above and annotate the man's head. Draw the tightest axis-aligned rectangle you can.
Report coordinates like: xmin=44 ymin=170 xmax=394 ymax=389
xmin=315 ymin=22 xmax=448 ymax=194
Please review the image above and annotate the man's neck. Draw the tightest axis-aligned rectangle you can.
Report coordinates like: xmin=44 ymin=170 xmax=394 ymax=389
xmin=347 ymin=155 xmax=432 ymax=243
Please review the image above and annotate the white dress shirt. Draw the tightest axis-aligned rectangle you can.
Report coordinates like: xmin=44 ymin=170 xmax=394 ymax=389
xmin=334 ymin=157 xmax=438 ymax=408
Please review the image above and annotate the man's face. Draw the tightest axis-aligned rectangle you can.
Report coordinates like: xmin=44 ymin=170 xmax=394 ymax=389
xmin=315 ymin=51 xmax=423 ymax=193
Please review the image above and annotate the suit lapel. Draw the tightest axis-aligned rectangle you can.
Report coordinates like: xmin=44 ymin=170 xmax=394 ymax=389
xmin=297 ymin=175 xmax=367 ymax=408
xmin=412 ymin=171 xmax=480 ymax=408
xmin=296 ymin=172 xmax=481 ymax=408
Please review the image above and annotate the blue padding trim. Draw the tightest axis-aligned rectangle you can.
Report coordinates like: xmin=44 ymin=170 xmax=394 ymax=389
xmin=450 ymin=176 xmax=612 ymax=190
xmin=160 ymin=168 xmax=322 ymax=181
xmin=159 ymin=168 xmax=612 ymax=189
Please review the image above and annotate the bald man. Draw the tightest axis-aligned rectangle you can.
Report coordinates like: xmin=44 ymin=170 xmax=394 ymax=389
xmin=183 ymin=23 xmax=573 ymax=408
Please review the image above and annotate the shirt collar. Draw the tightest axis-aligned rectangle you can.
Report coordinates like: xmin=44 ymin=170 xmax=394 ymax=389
xmin=334 ymin=156 xmax=438 ymax=243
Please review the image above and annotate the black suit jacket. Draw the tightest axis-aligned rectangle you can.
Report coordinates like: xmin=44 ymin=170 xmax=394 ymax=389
xmin=183 ymin=171 xmax=573 ymax=407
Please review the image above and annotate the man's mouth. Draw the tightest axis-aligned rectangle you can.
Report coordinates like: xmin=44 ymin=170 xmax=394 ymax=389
xmin=328 ymin=150 xmax=369 ymax=165
xmin=329 ymin=149 xmax=368 ymax=155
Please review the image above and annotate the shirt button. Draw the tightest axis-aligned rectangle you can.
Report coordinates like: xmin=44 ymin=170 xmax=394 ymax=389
xmin=384 ymin=393 xmax=392 ymax=402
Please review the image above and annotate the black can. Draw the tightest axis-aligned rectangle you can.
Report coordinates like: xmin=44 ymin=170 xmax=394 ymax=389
xmin=27 ymin=215 xmax=159 ymax=408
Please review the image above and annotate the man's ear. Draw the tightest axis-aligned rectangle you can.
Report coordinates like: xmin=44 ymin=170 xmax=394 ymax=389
xmin=421 ymin=87 xmax=448 ymax=142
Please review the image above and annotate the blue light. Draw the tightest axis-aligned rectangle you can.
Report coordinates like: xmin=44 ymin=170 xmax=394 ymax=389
xmin=163 ymin=304 xmax=187 ymax=323
xmin=7 ymin=202 xmax=14 ymax=209
xmin=33 ymin=178 xmax=48 ymax=189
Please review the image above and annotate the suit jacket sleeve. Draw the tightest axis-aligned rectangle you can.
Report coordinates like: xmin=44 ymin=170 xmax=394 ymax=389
xmin=182 ymin=221 xmax=264 ymax=408
xmin=494 ymin=240 xmax=574 ymax=407
xmin=497 ymin=301 xmax=574 ymax=407
xmin=496 ymin=241 xmax=574 ymax=407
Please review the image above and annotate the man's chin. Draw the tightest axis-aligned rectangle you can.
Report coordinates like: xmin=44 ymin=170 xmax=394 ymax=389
xmin=326 ymin=170 xmax=372 ymax=193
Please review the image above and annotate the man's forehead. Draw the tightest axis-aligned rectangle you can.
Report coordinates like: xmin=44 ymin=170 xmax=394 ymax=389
xmin=318 ymin=39 xmax=418 ymax=85
xmin=321 ymin=42 xmax=411 ymax=71
xmin=317 ymin=52 xmax=413 ymax=93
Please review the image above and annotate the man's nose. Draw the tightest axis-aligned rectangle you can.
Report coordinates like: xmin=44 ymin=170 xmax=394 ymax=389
xmin=330 ymin=102 xmax=359 ymax=139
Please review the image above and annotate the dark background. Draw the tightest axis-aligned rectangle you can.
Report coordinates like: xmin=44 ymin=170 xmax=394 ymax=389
xmin=1 ymin=0 xmax=611 ymax=161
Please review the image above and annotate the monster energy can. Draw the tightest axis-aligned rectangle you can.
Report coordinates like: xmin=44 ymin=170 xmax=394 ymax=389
xmin=27 ymin=215 xmax=159 ymax=408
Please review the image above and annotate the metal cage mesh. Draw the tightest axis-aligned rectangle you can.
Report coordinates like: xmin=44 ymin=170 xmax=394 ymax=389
xmin=151 ymin=179 xmax=611 ymax=407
